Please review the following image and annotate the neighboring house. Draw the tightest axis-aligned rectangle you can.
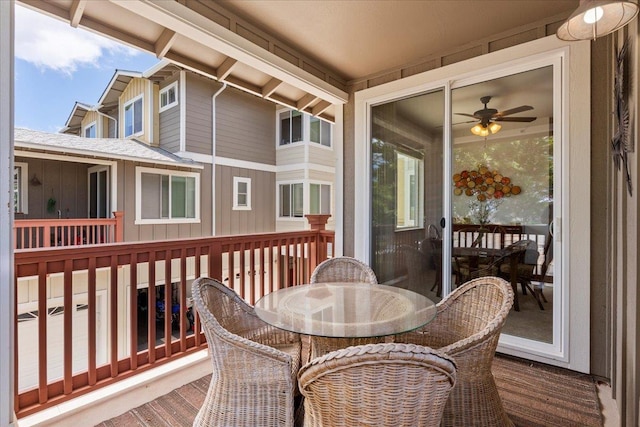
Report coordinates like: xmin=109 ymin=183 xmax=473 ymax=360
xmin=56 ymin=61 xmax=335 ymax=237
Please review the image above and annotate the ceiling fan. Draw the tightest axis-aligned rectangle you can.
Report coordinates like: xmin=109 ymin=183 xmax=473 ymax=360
xmin=456 ymin=96 xmax=536 ymax=136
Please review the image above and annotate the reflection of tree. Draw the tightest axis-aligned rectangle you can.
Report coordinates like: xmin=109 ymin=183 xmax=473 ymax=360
xmin=453 ymin=135 xmax=553 ymax=224
xmin=371 ymin=138 xmax=396 ymax=226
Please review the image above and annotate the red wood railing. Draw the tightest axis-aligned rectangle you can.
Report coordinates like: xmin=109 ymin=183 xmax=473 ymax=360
xmin=13 ymin=228 xmax=334 ymax=417
xmin=14 ymin=212 xmax=124 ymax=249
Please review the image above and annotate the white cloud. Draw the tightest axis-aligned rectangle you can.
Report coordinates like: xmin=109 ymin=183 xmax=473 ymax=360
xmin=15 ymin=5 xmax=139 ymax=75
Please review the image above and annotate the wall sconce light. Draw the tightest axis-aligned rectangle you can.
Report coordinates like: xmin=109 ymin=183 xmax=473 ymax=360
xmin=30 ymin=174 xmax=41 ymax=186
xmin=557 ymin=0 xmax=639 ymax=41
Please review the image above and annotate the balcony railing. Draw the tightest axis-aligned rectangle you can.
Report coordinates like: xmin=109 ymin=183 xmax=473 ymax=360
xmin=13 ymin=226 xmax=334 ymax=418
xmin=14 ymin=212 xmax=124 ymax=249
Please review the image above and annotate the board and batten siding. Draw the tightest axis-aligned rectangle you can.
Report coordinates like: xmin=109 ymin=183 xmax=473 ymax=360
xmin=119 ymin=161 xmax=210 ymax=242
xmin=119 ymin=77 xmax=154 ymax=144
xmin=215 ymin=85 xmax=276 ymax=165
xmin=185 ymin=73 xmax=214 ymax=156
xmin=159 ymin=74 xmax=181 ymax=152
xmin=216 ymin=165 xmax=275 ymax=235
xmin=15 ymin=157 xmax=89 ymax=220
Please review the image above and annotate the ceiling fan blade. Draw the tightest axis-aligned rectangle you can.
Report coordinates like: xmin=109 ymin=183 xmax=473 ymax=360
xmin=494 ymin=105 xmax=533 ymax=117
xmin=494 ymin=116 xmax=537 ymax=122
xmin=454 ymin=113 xmax=480 ymax=119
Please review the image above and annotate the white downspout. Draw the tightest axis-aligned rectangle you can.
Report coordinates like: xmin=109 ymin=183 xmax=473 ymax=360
xmin=211 ymin=82 xmax=227 ymax=236
xmin=93 ymin=106 xmax=118 ymax=138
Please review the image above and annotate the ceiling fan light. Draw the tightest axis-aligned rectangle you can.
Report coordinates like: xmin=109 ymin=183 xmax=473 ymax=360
xmin=556 ymin=0 xmax=639 ymax=41
xmin=470 ymin=124 xmax=485 ymax=136
xmin=488 ymin=122 xmax=502 ymax=134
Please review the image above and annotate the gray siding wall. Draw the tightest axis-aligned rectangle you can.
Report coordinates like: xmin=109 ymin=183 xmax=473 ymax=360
xmin=185 ymin=73 xmax=214 ymax=156
xmin=216 ymin=87 xmax=276 ymax=165
xmin=216 ymin=165 xmax=275 ymax=235
xmin=119 ymin=162 xmax=211 ymax=242
xmin=159 ymin=74 xmax=181 ymax=152
xmin=107 ymin=110 xmax=117 ymax=138
xmin=15 ymin=156 xmax=89 ymax=219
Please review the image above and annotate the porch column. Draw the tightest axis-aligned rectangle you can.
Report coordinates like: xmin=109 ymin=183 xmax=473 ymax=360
xmin=0 ymin=0 xmax=16 ymax=426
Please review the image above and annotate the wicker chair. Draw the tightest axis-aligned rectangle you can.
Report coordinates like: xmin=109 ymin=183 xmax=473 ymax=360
xmin=191 ymin=277 xmax=302 ymax=427
xmin=310 ymin=256 xmax=378 ymax=284
xmin=394 ymin=276 xmax=515 ymax=427
xmin=298 ymin=343 xmax=457 ymax=427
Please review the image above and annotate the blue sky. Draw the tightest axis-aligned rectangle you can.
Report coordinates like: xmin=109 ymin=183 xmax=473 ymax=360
xmin=14 ymin=4 xmax=160 ymax=133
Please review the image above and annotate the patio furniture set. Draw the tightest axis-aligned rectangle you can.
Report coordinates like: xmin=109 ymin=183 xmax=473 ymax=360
xmin=191 ymin=256 xmax=515 ymax=426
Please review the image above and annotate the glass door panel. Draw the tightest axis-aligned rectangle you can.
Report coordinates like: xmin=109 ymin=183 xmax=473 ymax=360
xmin=451 ymin=66 xmax=556 ymax=344
xmin=370 ymin=89 xmax=444 ymax=300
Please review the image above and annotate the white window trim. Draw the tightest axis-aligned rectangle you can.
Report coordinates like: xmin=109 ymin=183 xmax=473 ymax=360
xmin=276 ymin=108 xmax=305 ymax=148
xmin=159 ymin=81 xmax=178 ymax=113
xmin=309 ymin=116 xmax=333 ymax=149
xmin=232 ymin=176 xmax=251 ymax=211
xmin=308 ymin=181 xmax=333 ymax=216
xmin=14 ymin=161 xmax=28 ymax=214
xmin=84 ymin=121 xmax=97 ymax=138
xmin=123 ymin=94 xmax=144 ymax=138
xmin=135 ymin=166 xmax=200 ymax=225
xmin=277 ymin=180 xmax=305 ymax=220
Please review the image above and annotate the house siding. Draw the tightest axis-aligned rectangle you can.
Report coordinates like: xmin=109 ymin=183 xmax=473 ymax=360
xmin=119 ymin=162 xmax=210 ymax=242
xmin=15 ymin=156 xmax=89 ymax=219
xmin=119 ymin=78 xmax=152 ymax=144
xmin=215 ymin=165 xmax=275 ymax=235
xmin=80 ymin=111 xmax=99 ymax=137
xmin=216 ymin=86 xmax=276 ymax=164
xmin=308 ymin=144 xmax=335 ymax=167
xmin=159 ymin=74 xmax=181 ymax=152
xmin=185 ymin=73 xmax=214 ymax=156
xmin=276 ymin=144 xmax=306 ymax=165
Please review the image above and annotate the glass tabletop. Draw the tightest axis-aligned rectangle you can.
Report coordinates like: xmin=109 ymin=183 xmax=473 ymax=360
xmin=254 ymin=282 xmax=437 ymax=338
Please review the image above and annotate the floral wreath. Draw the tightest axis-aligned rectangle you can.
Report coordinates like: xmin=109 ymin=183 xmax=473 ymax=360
xmin=453 ymin=165 xmax=521 ymax=201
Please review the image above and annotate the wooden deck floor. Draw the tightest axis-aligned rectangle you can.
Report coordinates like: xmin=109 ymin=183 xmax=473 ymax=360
xmin=97 ymin=340 xmax=604 ymax=427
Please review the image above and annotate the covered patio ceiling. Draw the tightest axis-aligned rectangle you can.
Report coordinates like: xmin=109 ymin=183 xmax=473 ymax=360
xmin=19 ymin=0 xmax=579 ymax=123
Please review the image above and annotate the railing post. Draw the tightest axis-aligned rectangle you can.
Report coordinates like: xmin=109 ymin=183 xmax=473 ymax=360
xmin=305 ymin=215 xmax=331 ymax=269
xmin=113 ymin=211 xmax=124 ymax=242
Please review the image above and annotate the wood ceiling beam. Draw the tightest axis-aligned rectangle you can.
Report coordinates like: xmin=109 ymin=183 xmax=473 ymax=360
xmin=311 ymin=100 xmax=331 ymax=116
xmin=155 ymin=28 xmax=177 ymax=59
xmin=261 ymin=78 xmax=282 ymax=98
xmin=69 ymin=0 xmax=87 ymax=28
xmin=216 ymin=57 xmax=238 ymax=81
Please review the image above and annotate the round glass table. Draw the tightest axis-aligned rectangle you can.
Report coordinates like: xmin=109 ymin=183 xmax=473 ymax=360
xmin=255 ymin=282 xmax=437 ymax=357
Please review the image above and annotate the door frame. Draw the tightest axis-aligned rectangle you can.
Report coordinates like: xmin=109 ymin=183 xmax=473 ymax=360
xmin=353 ymin=36 xmax=590 ymax=372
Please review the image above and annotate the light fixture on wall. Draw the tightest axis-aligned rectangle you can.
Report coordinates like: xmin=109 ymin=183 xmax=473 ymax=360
xmin=556 ymin=0 xmax=639 ymax=41
xmin=470 ymin=122 xmax=502 ymax=137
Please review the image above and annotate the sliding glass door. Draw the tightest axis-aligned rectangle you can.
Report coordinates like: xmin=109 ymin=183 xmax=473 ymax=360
xmin=370 ymin=89 xmax=444 ymax=299
xmin=368 ymin=61 xmax=562 ymax=355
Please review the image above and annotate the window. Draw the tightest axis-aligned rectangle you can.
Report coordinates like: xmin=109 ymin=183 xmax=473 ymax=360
xmin=233 ymin=177 xmax=251 ymax=210
xmin=279 ymin=110 xmax=303 ymax=145
xmin=310 ymin=117 xmax=331 ymax=147
xmin=124 ymin=96 xmax=143 ymax=137
xmin=279 ymin=183 xmax=304 ymax=217
xmin=137 ymin=167 xmax=199 ymax=223
xmin=84 ymin=122 xmax=96 ymax=138
xmin=14 ymin=162 xmax=28 ymax=214
xmin=396 ymin=152 xmax=423 ymax=229
xmin=159 ymin=82 xmax=178 ymax=112
xmin=310 ymin=183 xmax=331 ymax=215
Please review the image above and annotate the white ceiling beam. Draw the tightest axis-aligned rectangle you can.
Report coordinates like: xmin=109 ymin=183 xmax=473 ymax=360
xmin=296 ymin=93 xmax=317 ymax=111
xmin=69 ymin=0 xmax=87 ymax=28
xmin=261 ymin=78 xmax=282 ymax=98
xmin=164 ymin=51 xmax=218 ymax=79
xmin=154 ymin=28 xmax=177 ymax=58
xmin=109 ymin=0 xmax=348 ymax=105
xmin=216 ymin=57 xmax=237 ymax=81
